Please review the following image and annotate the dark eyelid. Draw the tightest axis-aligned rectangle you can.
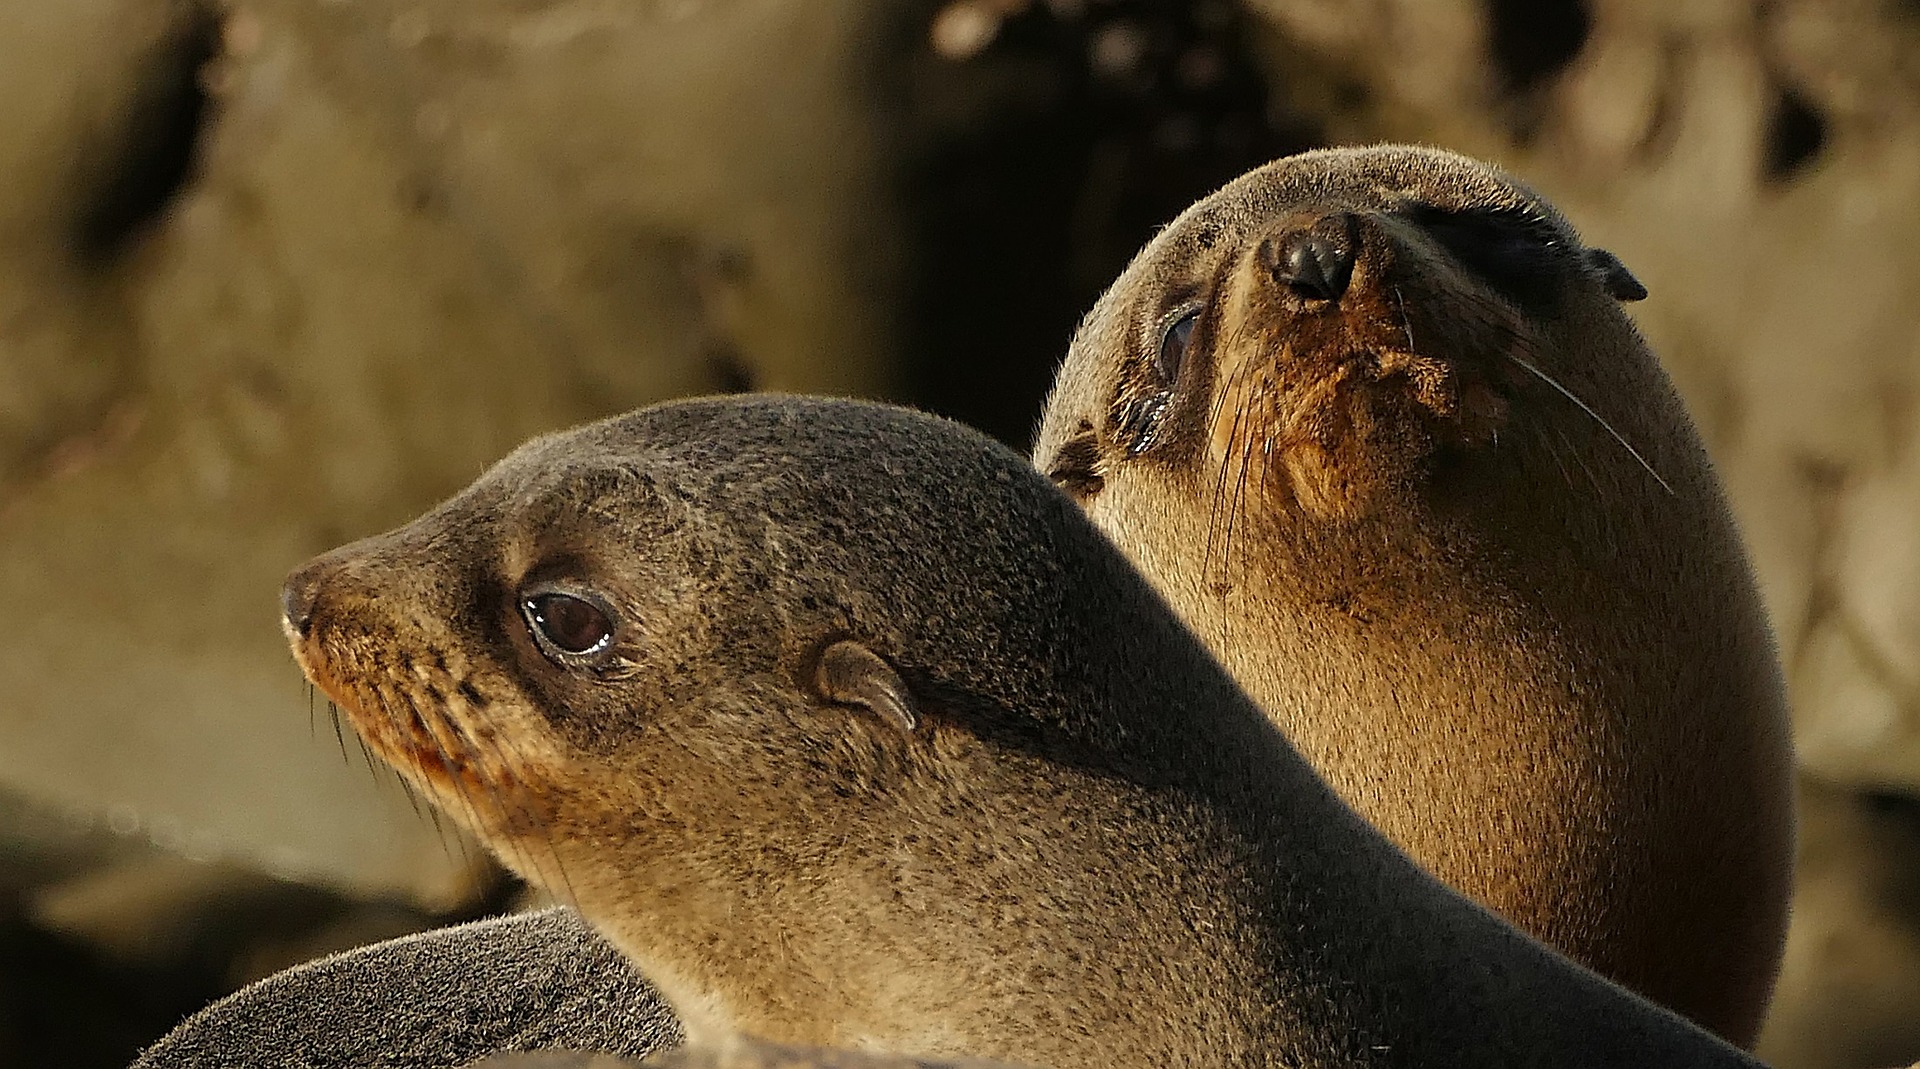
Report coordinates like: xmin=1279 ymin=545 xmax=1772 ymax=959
xmin=1148 ymin=289 xmax=1205 ymax=342
xmin=517 ymin=579 xmax=623 ymax=631
xmin=1157 ymin=298 xmax=1205 ymax=331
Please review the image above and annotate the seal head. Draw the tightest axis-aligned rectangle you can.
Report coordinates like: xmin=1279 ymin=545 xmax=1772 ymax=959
xmin=1041 ymin=145 xmax=1650 ymax=522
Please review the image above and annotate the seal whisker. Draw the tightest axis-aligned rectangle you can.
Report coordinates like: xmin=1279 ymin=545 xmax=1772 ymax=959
xmin=372 ymin=700 xmax=428 ymax=817
xmin=388 ymin=685 xmax=492 ymax=875
xmin=1204 ymin=314 xmax=1244 ymax=433
xmin=1203 ymin=414 xmax=1243 ymax=586
xmin=357 ymin=680 xmax=445 ymax=836
xmin=417 ymin=683 xmax=578 ymax=910
xmin=1225 ymin=406 xmax=1259 ymax=592
xmin=393 ymin=767 xmax=425 ymax=819
xmin=395 ymin=685 xmax=493 ymax=806
xmin=1534 ymin=424 xmax=1583 ymax=496
xmin=453 ymin=696 xmax=566 ymax=891
xmin=1503 ymin=352 xmax=1674 ymax=496
xmin=1201 ymin=415 xmax=1237 ymax=581
xmin=422 ymin=693 xmax=519 ymax=878
xmin=354 ymin=733 xmax=381 ymax=784
xmin=1550 ymin=424 xmax=1607 ymax=500
xmin=416 ymin=783 xmax=469 ymax=868
xmin=475 ymin=725 xmax=581 ymax=909
xmin=1216 ymin=406 xmax=1262 ymax=660
xmin=1204 ymin=331 xmax=1263 ymax=586
xmin=326 ymin=699 xmax=348 ymax=762
xmin=371 ymin=683 xmax=495 ymax=858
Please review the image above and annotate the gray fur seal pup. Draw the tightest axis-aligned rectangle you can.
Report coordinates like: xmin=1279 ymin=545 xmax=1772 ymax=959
xmin=279 ymin=394 xmax=1764 ymax=1069
xmin=130 ymin=907 xmax=673 ymax=1069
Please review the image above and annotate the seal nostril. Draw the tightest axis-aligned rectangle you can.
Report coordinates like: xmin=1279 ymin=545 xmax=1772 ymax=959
xmin=1268 ymin=230 xmax=1355 ymax=302
xmin=1283 ymin=241 xmax=1333 ymax=300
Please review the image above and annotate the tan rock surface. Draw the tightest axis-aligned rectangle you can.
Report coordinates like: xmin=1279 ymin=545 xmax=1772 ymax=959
xmin=1760 ymin=779 xmax=1920 ymax=1069
xmin=0 ymin=0 xmax=900 ymax=902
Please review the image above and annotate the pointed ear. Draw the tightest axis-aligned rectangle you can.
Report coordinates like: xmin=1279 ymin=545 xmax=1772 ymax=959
xmin=1043 ymin=421 xmax=1106 ymax=500
xmin=813 ymin=640 xmax=917 ymax=735
xmin=1585 ymin=247 xmax=1648 ymax=302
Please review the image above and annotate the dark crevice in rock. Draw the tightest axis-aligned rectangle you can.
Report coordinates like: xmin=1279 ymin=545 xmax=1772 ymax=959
xmin=1486 ymin=0 xmax=1592 ymax=95
xmin=1863 ymin=789 xmax=1920 ymax=823
xmin=886 ymin=0 xmax=1322 ymax=447
xmin=1762 ymin=80 xmax=1829 ymax=184
xmin=73 ymin=5 xmax=220 ymax=261
xmin=707 ymin=345 xmax=757 ymax=394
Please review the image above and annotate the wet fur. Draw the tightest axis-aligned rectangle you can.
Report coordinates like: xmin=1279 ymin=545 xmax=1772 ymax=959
xmin=1032 ymin=145 xmax=1794 ymax=1045
xmin=288 ymin=395 xmax=1759 ymax=1069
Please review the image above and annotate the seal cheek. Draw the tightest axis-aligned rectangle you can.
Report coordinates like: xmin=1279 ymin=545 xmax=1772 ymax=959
xmin=1204 ymin=327 xmax=1436 ymax=526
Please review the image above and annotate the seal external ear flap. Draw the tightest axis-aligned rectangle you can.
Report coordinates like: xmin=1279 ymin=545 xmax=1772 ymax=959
xmin=1585 ymin=247 xmax=1648 ymax=302
xmin=815 ymin=640 xmax=918 ymax=735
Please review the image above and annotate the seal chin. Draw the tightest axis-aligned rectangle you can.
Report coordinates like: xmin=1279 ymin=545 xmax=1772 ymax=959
xmin=1203 ymin=336 xmax=1498 ymax=523
xmin=1200 ymin=358 xmax=1383 ymax=523
xmin=301 ymin=640 xmax=506 ymax=815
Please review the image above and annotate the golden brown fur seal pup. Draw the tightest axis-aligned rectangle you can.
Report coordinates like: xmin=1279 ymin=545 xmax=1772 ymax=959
xmin=283 ymin=395 xmax=1762 ymax=1069
xmin=1032 ymin=144 xmax=1794 ymax=1045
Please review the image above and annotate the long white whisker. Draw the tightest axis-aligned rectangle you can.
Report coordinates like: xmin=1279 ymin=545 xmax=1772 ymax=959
xmin=1505 ymin=353 xmax=1674 ymax=496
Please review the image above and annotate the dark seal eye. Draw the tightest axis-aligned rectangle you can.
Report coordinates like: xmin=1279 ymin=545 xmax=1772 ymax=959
xmin=1157 ymin=306 xmax=1200 ymax=382
xmin=1409 ymin=205 xmax=1571 ymax=309
xmin=523 ymin=591 xmax=614 ymax=658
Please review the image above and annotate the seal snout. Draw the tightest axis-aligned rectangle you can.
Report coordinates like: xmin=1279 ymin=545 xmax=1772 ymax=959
xmin=280 ymin=560 xmax=330 ymax=638
xmin=279 ymin=536 xmax=411 ymax=641
xmin=1259 ymin=213 xmax=1358 ymax=303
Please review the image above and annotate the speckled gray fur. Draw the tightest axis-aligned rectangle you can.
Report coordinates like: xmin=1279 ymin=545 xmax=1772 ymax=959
xmin=132 ymin=908 xmax=674 ymax=1069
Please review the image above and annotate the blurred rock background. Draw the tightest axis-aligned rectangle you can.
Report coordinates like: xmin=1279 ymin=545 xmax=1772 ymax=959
xmin=0 ymin=0 xmax=1913 ymax=1065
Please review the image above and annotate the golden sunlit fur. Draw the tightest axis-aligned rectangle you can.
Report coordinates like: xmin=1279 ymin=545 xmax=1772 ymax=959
xmin=1034 ymin=145 xmax=1794 ymax=1046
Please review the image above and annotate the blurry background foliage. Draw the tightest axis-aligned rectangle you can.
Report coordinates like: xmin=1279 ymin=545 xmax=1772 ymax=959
xmin=1 ymin=0 xmax=1917 ymax=1065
